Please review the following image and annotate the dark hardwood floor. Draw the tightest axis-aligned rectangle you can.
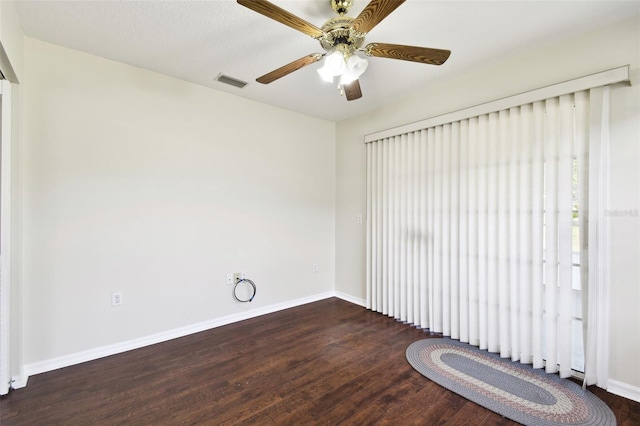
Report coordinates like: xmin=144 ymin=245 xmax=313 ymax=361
xmin=1 ymin=298 xmax=639 ymax=425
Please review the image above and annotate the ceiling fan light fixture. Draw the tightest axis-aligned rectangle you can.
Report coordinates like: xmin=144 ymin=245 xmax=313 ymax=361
xmin=340 ymin=70 xmax=357 ymax=85
xmin=324 ymin=50 xmax=346 ymax=76
xmin=317 ymin=63 xmax=335 ymax=82
xmin=239 ymin=0 xmax=451 ymax=101
xmin=339 ymin=54 xmax=368 ymax=85
xmin=347 ymin=54 xmax=368 ymax=78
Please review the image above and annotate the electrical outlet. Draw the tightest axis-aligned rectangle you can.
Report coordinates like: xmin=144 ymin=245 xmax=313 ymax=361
xmin=226 ymin=273 xmax=233 ymax=285
xmin=357 ymin=214 xmax=363 ymax=224
xmin=313 ymin=264 xmax=318 ymax=273
xmin=112 ymin=291 xmax=123 ymax=307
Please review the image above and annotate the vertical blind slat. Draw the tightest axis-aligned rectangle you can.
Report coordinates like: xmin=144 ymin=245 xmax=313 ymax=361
xmin=508 ymin=107 xmax=521 ymax=361
xmin=442 ymin=125 xmax=451 ymax=336
xmin=544 ymin=97 xmax=559 ymax=374
xmin=459 ymin=120 xmax=470 ymax=343
xmin=433 ymin=126 xmax=443 ymax=332
xmin=419 ymin=130 xmax=429 ymax=328
xmin=558 ymin=94 xmax=575 ymax=377
xmin=520 ymin=104 xmax=534 ymax=364
xmin=450 ymin=122 xmax=460 ymax=340
xmin=381 ymin=141 xmax=389 ymax=315
xmin=405 ymin=133 xmax=412 ymax=324
xmin=497 ymin=109 xmax=511 ymax=358
xmin=412 ymin=131 xmax=421 ymax=326
xmin=468 ymin=117 xmax=480 ymax=346
xmin=393 ymin=136 xmax=401 ymax=318
xmin=477 ymin=114 xmax=489 ymax=350
xmin=574 ymin=91 xmax=589 ymax=375
xmin=427 ymin=128 xmax=435 ymax=328
xmin=400 ymin=135 xmax=408 ymax=322
xmin=388 ymin=137 xmax=395 ymax=317
xmin=532 ymin=101 xmax=546 ymax=369
xmin=487 ymin=112 xmax=500 ymax=353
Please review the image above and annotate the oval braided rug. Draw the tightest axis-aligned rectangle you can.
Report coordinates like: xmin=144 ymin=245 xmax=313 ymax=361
xmin=406 ymin=338 xmax=616 ymax=426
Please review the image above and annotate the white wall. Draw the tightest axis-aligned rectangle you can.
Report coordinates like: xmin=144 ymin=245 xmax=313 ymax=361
xmin=21 ymin=38 xmax=336 ymax=367
xmin=335 ymin=16 xmax=640 ymax=393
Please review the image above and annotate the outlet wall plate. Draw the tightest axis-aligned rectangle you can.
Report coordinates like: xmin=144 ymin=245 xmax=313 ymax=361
xmin=111 ymin=291 xmax=123 ymax=307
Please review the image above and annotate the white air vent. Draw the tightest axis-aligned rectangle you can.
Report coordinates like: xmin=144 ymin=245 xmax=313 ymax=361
xmin=215 ymin=74 xmax=248 ymax=89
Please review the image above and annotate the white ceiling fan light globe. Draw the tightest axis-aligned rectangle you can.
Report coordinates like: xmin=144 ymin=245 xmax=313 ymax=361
xmin=325 ymin=50 xmax=346 ymax=76
xmin=317 ymin=64 xmax=335 ymax=83
xmin=340 ymin=69 xmax=358 ymax=85
xmin=347 ymin=54 xmax=368 ymax=78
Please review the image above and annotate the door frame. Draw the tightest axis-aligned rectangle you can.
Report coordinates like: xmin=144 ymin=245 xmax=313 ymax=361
xmin=0 ymin=79 xmax=12 ymax=395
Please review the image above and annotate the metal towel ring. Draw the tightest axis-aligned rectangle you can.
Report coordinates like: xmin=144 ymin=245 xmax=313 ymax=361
xmin=233 ymin=278 xmax=256 ymax=303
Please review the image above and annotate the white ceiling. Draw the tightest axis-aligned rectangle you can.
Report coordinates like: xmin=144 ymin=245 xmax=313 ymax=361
xmin=14 ymin=0 xmax=640 ymax=122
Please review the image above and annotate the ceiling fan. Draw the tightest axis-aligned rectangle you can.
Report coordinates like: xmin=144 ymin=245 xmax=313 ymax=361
xmin=237 ymin=0 xmax=451 ymax=101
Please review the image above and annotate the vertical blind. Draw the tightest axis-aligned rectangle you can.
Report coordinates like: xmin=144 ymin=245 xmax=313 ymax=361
xmin=366 ymin=89 xmax=602 ymax=378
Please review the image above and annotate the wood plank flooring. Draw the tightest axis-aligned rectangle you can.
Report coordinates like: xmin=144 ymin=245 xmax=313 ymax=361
xmin=1 ymin=298 xmax=639 ymax=425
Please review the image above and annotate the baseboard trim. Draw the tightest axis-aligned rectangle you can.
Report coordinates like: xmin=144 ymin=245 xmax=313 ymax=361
xmin=24 ymin=291 xmax=337 ymax=378
xmin=10 ymin=374 xmax=28 ymax=390
xmin=608 ymin=379 xmax=640 ymax=403
xmin=334 ymin=290 xmax=366 ymax=307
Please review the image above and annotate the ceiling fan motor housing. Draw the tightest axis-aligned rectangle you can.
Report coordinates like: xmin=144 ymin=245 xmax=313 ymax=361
xmin=319 ymin=16 xmax=365 ymax=58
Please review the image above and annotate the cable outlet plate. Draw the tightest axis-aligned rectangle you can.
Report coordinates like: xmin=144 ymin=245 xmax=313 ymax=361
xmin=227 ymin=272 xmax=247 ymax=285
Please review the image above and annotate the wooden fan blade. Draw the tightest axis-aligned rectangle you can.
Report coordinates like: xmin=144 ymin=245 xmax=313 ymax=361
xmin=352 ymin=0 xmax=406 ymax=35
xmin=238 ymin=0 xmax=325 ymax=39
xmin=344 ymin=80 xmax=363 ymax=101
xmin=364 ymin=43 xmax=451 ymax=65
xmin=256 ymin=54 xmax=323 ymax=84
